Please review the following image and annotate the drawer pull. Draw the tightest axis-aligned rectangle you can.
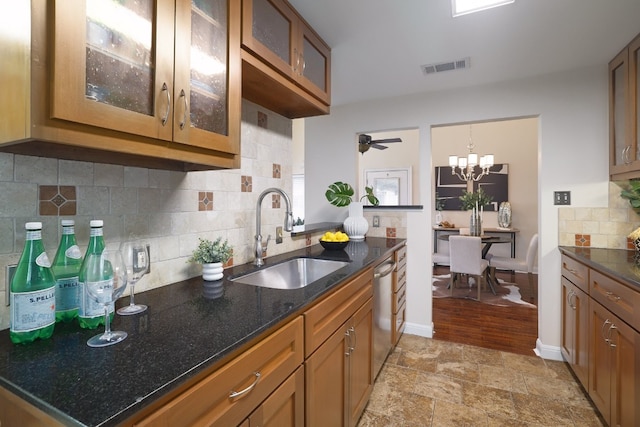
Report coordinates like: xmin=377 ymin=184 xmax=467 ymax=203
xmin=608 ymin=324 xmax=617 ymax=348
xmin=229 ymin=372 xmax=261 ymax=400
xmin=605 ymin=291 xmax=621 ymax=302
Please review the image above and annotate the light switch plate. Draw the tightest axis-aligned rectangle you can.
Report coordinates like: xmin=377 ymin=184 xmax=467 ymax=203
xmin=554 ymin=191 xmax=571 ymax=205
xmin=373 ymin=216 xmax=380 ymax=227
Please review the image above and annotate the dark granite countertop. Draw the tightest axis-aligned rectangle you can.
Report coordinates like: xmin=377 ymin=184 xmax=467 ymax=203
xmin=559 ymin=246 xmax=640 ymax=290
xmin=0 ymin=237 xmax=404 ymax=427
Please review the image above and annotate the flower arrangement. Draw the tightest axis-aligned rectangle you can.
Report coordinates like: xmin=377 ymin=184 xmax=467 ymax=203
xmin=459 ymin=188 xmax=493 ymax=211
xmin=188 ymin=237 xmax=233 ymax=264
xmin=621 ymin=180 xmax=640 ymax=215
xmin=325 ymin=181 xmax=380 ymax=207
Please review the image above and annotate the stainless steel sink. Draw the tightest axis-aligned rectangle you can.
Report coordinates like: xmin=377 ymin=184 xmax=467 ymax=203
xmin=229 ymin=257 xmax=349 ymax=289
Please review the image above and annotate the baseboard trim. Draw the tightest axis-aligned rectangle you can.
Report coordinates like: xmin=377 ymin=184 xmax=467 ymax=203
xmin=534 ymin=338 xmax=564 ymax=361
xmin=403 ymin=321 xmax=434 ymax=338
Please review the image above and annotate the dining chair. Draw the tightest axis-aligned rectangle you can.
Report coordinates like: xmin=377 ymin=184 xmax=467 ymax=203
xmin=432 ymin=251 xmax=450 ymax=266
xmin=449 ymin=235 xmax=491 ymax=300
xmin=488 ymin=233 xmax=538 ymax=293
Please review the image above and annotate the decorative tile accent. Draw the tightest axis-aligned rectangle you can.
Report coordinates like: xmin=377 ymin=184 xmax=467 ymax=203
xmin=306 ymin=235 xmax=312 ymax=246
xmin=257 ymin=111 xmax=268 ymax=128
xmin=272 ymin=194 xmax=280 ymax=208
xmin=241 ymin=176 xmax=252 ymax=192
xmin=386 ymin=227 xmax=397 ymax=238
xmin=574 ymin=234 xmax=590 ymax=247
xmin=39 ymin=185 xmax=77 ymax=216
xmin=198 ymin=191 xmax=213 ymax=211
xmin=272 ymin=163 xmax=281 ymax=179
xmin=626 ymin=237 xmax=636 ymax=251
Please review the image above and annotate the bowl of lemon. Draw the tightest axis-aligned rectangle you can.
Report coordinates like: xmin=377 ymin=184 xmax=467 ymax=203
xmin=319 ymin=231 xmax=349 ymax=250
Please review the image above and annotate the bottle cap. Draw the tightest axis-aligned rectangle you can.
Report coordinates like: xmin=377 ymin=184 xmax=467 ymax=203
xmin=25 ymin=222 xmax=42 ymax=230
xmin=90 ymin=220 xmax=104 ymax=228
xmin=61 ymin=220 xmax=75 ymax=226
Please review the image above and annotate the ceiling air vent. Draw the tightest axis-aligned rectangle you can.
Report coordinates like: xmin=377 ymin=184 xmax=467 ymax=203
xmin=421 ymin=57 xmax=470 ymax=75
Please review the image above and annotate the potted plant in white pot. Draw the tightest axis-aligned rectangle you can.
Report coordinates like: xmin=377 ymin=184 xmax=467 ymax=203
xmin=188 ymin=237 xmax=233 ymax=281
xmin=325 ymin=181 xmax=379 ymax=240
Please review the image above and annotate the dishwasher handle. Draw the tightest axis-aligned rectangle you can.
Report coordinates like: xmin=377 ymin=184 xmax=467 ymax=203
xmin=374 ymin=261 xmax=397 ymax=279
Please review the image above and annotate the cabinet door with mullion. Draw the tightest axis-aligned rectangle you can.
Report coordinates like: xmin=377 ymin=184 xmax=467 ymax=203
xmin=297 ymin=23 xmax=330 ymax=104
xmin=242 ymin=0 xmax=297 ymax=80
xmin=52 ymin=0 xmax=175 ymax=141
xmin=172 ymin=0 xmax=240 ymax=154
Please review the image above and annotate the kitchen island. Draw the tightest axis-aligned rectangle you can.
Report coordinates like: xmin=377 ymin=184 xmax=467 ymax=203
xmin=0 ymin=237 xmax=404 ymax=426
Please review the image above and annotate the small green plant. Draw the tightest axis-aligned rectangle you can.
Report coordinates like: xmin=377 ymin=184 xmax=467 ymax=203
xmin=621 ymin=180 xmax=640 ymax=215
xmin=188 ymin=237 xmax=233 ymax=264
xmin=325 ymin=181 xmax=380 ymax=207
xmin=459 ymin=188 xmax=493 ymax=211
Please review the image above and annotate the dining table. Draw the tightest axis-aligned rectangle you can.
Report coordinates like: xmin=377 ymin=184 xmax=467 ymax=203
xmin=437 ymin=234 xmax=513 ymax=258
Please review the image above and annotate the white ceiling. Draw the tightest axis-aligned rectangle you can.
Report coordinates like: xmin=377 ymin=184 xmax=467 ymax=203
xmin=288 ymin=0 xmax=640 ymax=107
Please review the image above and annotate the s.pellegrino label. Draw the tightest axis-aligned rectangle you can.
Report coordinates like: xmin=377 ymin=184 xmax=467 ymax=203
xmin=52 ymin=220 xmax=82 ymax=323
xmin=10 ymin=222 xmax=56 ymax=344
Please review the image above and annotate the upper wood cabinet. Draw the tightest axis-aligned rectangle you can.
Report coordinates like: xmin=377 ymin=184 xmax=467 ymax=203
xmin=609 ymin=33 xmax=640 ymax=180
xmin=241 ymin=0 xmax=331 ymax=118
xmin=0 ymin=0 xmax=240 ymax=171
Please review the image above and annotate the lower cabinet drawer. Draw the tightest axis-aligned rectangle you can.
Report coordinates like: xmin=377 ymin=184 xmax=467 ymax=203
xmin=134 ymin=317 xmax=304 ymax=427
xmin=590 ymin=269 xmax=640 ymax=330
xmin=394 ymin=263 xmax=406 ymax=293
xmin=392 ymin=301 xmax=406 ymax=345
xmin=393 ymin=282 xmax=406 ymax=314
xmin=561 ymin=254 xmax=589 ymax=293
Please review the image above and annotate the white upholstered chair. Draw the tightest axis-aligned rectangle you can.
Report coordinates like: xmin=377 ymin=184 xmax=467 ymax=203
xmin=449 ymin=235 xmax=490 ymax=300
xmin=488 ymin=233 xmax=538 ymax=293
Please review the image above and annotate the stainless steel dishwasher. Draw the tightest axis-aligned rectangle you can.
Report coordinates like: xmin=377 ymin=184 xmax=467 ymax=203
xmin=373 ymin=255 xmax=396 ymax=378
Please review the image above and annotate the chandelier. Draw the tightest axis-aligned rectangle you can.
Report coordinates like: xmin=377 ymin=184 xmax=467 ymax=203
xmin=448 ymin=125 xmax=494 ymax=182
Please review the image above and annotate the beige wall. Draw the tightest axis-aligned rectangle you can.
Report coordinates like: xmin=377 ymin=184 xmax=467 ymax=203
xmin=431 ymin=117 xmax=539 ymax=261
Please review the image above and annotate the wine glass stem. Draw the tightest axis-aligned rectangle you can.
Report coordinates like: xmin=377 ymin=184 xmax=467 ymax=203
xmin=129 ymin=283 xmax=136 ymax=306
xmin=104 ymin=305 xmax=112 ymax=336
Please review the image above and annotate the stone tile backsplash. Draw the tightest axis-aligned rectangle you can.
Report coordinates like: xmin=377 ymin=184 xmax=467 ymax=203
xmin=0 ymin=101 xmax=312 ymax=330
xmin=558 ymin=181 xmax=640 ymax=249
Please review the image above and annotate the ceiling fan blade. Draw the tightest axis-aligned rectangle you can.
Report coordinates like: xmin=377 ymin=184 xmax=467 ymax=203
xmin=371 ymin=143 xmax=388 ymax=150
xmin=371 ymin=137 xmax=402 ymax=144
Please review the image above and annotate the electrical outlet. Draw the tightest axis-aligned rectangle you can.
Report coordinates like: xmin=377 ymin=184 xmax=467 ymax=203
xmin=554 ymin=191 xmax=571 ymax=205
xmin=373 ymin=216 xmax=380 ymax=227
xmin=5 ymin=264 xmax=16 ymax=306
xmin=276 ymin=226 xmax=283 ymax=244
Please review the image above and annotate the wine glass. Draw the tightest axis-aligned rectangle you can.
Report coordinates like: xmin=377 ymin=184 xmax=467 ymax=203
xmin=117 ymin=241 xmax=149 ymax=315
xmin=85 ymin=249 xmax=128 ymax=347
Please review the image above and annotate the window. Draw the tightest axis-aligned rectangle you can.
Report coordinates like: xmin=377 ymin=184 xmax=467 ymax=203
xmin=452 ymin=0 xmax=514 ymax=17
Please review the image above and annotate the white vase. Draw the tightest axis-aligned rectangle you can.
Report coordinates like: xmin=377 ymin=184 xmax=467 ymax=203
xmin=202 ymin=262 xmax=224 ymax=281
xmin=343 ymin=201 xmax=369 ymax=241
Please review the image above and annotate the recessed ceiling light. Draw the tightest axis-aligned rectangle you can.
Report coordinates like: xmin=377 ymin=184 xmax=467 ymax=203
xmin=452 ymin=0 xmax=514 ymax=17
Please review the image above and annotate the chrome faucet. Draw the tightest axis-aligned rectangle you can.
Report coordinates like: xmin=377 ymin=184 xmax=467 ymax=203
xmin=255 ymin=188 xmax=294 ymax=266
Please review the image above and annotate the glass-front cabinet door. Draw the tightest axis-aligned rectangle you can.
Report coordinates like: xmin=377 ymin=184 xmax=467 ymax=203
xmin=53 ymin=0 xmax=175 ymax=141
xmin=242 ymin=0 xmax=330 ymax=104
xmin=172 ymin=0 xmax=240 ymax=153
xmin=52 ymin=0 xmax=239 ymax=154
xmin=610 ymin=33 xmax=640 ymax=178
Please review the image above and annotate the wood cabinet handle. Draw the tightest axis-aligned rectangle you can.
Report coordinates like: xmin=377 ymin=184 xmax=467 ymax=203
xmin=160 ymin=82 xmax=171 ymax=126
xmin=601 ymin=319 xmax=612 ymax=343
xmin=349 ymin=326 xmax=356 ymax=352
xmin=229 ymin=372 xmax=261 ymax=399
xmin=178 ymin=89 xmax=188 ymax=130
xmin=608 ymin=324 xmax=617 ymax=348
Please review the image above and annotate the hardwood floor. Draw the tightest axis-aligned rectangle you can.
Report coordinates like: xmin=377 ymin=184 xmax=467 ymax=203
xmin=432 ymin=266 xmax=538 ymax=356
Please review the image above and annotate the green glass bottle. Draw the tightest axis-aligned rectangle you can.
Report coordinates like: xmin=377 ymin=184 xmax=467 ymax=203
xmin=52 ymin=220 xmax=82 ymax=323
xmin=10 ymin=222 xmax=56 ymax=344
xmin=78 ymin=220 xmax=113 ymax=329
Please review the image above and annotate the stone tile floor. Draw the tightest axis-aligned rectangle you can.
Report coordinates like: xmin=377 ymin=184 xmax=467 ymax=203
xmin=357 ymin=334 xmax=605 ymax=427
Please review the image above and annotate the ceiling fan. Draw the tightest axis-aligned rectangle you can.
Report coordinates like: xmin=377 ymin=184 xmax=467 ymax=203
xmin=358 ymin=134 xmax=402 ymax=154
